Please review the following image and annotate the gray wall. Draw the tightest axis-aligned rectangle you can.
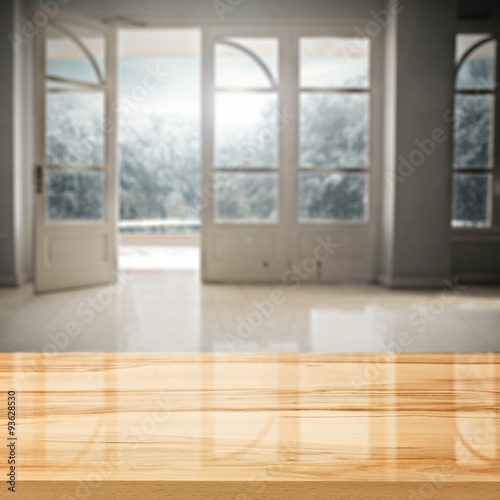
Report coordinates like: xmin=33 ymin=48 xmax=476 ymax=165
xmin=382 ymin=0 xmax=457 ymax=286
xmin=21 ymin=0 xmax=499 ymax=20
xmin=23 ymin=0 xmax=385 ymax=21
xmin=0 ymin=1 xmax=17 ymax=284
xmin=453 ymin=242 xmax=500 ymax=278
xmin=0 ymin=0 xmax=32 ymax=286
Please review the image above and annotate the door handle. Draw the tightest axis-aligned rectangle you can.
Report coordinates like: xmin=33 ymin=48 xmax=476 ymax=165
xmin=35 ymin=165 xmax=43 ymax=194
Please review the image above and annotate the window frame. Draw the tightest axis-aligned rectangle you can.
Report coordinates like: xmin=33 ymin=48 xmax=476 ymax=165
xmin=209 ymin=29 xmax=286 ymax=225
xmin=296 ymin=34 xmax=372 ymax=224
xmin=453 ymin=21 xmax=500 ymax=240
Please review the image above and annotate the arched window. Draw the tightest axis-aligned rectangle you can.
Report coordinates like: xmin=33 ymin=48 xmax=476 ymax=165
xmin=452 ymin=34 xmax=497 ymax=228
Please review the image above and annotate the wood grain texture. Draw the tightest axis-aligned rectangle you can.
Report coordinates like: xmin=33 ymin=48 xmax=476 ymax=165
xmin=0 ymin=353 xmax=499 ymax=499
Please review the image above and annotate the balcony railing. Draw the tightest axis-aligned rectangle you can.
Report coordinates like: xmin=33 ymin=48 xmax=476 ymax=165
xmin=119 ymin=219 xmax=201 ymax=229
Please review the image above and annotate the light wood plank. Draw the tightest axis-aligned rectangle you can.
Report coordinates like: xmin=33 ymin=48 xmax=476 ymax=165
xmin=0 ymin=353 xmax=498 ymax=498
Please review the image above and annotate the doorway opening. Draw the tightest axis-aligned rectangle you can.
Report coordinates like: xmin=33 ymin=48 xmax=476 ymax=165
xmin=117 ymin=28 xmax=201 ymax=272
xmin=36 ymin=15 xmax=379 ymax=292
xmin=201 ymin=27 xmax=378 ymax=282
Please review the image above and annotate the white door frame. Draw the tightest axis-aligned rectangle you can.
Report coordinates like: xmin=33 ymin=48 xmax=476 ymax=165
xmin=288 ymin=25 xmax=383 ymax=284
xmin=201 ymin=26 xmax=290 ymax=282
xmin=201 ymin=23 xmax=383 ymax=283
xmin=34 ymin=10 xmax=118 ymax=293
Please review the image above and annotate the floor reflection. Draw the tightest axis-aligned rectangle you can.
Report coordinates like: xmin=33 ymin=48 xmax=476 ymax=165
xmin=0 ymin=269 xmax=499 ymax=353
xmin=6 ymin=353 xmax=500 ymax=483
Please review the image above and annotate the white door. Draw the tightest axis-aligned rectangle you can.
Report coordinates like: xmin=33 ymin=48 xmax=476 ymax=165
xmin=35 ymin=11 xmax=118 ymax=293
xmin=288 ymin=26 xmax=381 ymax=283
xmin=201 ymin=27 xmax=290 ymax=282
xmin=202 ymin=25 xmax=381 ymax=283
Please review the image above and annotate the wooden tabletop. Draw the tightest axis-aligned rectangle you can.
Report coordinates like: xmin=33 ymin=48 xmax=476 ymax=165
xmin=0 ymin=353 xmax=499 ymax=499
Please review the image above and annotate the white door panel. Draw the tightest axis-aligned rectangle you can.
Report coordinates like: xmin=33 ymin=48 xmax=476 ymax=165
xmin=203 ymin=226 xmax=289 ymax=282
xmin=202 ymin=25 xmax=381 ymax=283
xmin=35 ymin=11 xmax=118 ymax=293
xmin=201 ymin=27 xmax=289 ymax=283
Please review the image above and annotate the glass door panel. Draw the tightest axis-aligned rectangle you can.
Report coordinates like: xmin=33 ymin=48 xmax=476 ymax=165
xmin=202 ymin=27 xmax=378 ymax=283
xmin=35 ymin=11 xmax=117 ymax=293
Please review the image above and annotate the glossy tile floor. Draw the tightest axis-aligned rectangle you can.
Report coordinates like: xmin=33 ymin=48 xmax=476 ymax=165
xmin=0 ymin=245 xmax=499 ymax=353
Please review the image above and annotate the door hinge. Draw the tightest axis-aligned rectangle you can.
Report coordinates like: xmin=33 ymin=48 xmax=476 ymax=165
xmin=35 ymin=165 xmax=43 ymax=194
